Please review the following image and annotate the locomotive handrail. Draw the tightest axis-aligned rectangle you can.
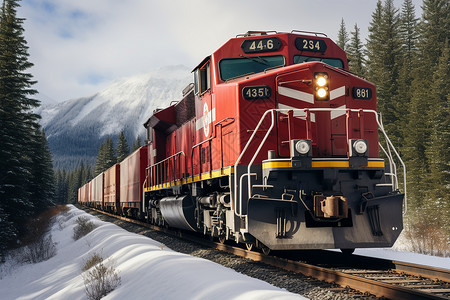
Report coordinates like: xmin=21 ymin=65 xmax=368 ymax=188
xmin=291 ymin=30 xmax=327 ymax=37
xmin=233 ymin=108 xmax=407 ymax=218
xmin=236 ymin=30 xmax=278 ymax=37
xmin=379 ymin=143 xmax=399 ymax=189
xmin=233 ymin=109 xmax=275 ymax=217
xmin=373 ymin=110 xmax=407 ymax=214
xmin=146 ymin=151 xmax=186 ymax=170
xmin=147 ymin=151 xmax=186 ymax=187
xmin=142 ymin=174 xmax=148 ymax=214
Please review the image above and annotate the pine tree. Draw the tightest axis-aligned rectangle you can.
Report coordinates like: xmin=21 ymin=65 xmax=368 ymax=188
xmin=94 ymin=137 xmax=116 ymax=175
xmin=131 ymin=136 xmax=142 ymax=152
xmin=54 ymin=170 xmax=68 ymax=204
xmin=116 ymin=130 xmax=130 ymax=163
xmin=399 ymin=0 xmax=419 ymax=65
xmin=398 ymin=0 xmax=419 ymax=155
xmin=94 ymin=142 xmax=106 ymax=175
xmin=0 ymin=0 xmax=41 ymax=249
xmin=347 ymin=23 xmax=365 ymax=76
xmin=67 ymin=168 xmax=82 ymax=204
xmin=419 ymin=0 xmax=449 ymax=75
xmin=403 ymin=0 xmax=449 ymax=210
xmin=29 ymin=129 xmax=55 ymax=212
xmin=366 ymin=0 xmax=402 ymax=144
xmin=425 ymin=40 xmax=449 ymax=233
xmin=81 ymin=163 xmax=93 ymax=185
xmin=337 ymin=18 xmax=349 ymax=51
xmin=0 ymin=206 xmax=15 ymax=259
xmin=104 ymin=137 xmax=116 ymax=170
xmin=366 ymin=0 xmax=384 ymax=84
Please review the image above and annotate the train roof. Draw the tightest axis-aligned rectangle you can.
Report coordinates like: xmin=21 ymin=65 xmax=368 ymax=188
xmin=193 ymin=30 xmax=348 ymax=74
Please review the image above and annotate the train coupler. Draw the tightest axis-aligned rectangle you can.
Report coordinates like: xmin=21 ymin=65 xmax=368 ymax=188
xmin=313 ymin=195 xmax=348 ymax=219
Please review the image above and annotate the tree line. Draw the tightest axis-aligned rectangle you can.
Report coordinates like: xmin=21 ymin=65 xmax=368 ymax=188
xmin=339 ymin=0 xmax=449 ymax=238
xmin=0 ymin=0 xmax=55 ymax=256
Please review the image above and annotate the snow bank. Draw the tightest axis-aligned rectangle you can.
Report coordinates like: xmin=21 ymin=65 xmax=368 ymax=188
xmin=0 ymin=206 xmax=306 ymax=300
xmin=353 ymin=247 xmax=450 ymax=270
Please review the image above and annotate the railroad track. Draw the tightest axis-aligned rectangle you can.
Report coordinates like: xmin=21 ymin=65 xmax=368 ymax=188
xmin=83 ymin=206 xmax=450 ymax=299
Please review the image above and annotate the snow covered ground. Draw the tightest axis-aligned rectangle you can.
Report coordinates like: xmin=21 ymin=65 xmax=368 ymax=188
xmin=1 ymin=205 xmax=448 ymax=300
xmin=353 ymin=246 xmax=450 ymax=270
xmin=0 ymin=205 xmax=306 ymax=300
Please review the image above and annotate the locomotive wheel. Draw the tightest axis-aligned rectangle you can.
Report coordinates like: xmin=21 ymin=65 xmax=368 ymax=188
xmin=245 ymin=243 xmax=253 ymax=251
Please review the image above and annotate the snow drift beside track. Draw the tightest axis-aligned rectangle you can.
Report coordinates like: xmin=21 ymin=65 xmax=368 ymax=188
xmin=0 ymin=205 xmax=306 ymax=300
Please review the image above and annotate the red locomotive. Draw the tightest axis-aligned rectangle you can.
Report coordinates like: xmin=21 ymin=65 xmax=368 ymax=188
xmin=79 ymin=31 xmax=406 ymax=254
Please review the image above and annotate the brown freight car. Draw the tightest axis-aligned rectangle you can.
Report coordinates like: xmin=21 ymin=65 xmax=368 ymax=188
xmin=104 ymin=163 xmax=120 ymax=214
xmin=120 ymin=146 xmax=148 ymax=218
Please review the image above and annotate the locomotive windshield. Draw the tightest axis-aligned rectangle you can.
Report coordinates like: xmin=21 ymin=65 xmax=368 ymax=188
xmin=293 ymin=55 xmax=344 ymax=69
xmin=219 ymin=55 xmax=285 ymax=80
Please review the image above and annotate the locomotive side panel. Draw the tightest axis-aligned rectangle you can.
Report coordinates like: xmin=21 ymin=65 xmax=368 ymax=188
xmin=207 ymin=83 xmax=239 ymax=170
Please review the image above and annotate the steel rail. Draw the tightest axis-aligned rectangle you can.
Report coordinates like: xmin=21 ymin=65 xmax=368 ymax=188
xmin=210 ymin=243 xmax=450 ymax=300
xmin=393 ymin=261 xmax=450 ymax=283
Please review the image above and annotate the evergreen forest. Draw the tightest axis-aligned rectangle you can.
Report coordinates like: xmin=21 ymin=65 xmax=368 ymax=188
xmin=0 ymin=0 xmax=55 ymax=257
xmin=0 ymin=0 xmax=448 ymax=258
xmin=339 ymin=0 xmax=449 ymax=254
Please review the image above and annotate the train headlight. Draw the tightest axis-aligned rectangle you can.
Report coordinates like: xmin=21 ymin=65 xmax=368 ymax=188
xmin=349 ymin=139 xmax=368 ymax=157
xmin=296 ymin=140 xmax=310 ymax=155
xmin=314 ymin=73 xmax=329 ymax=101
xmin=354 ymin=140 xmax=368 ymax=154
xmin=316 ymin=76 xmax=327 ymax=87
xmin=291 ymin=139 xmax=312 ymax=157
xmin=317 ymin=87 xmax=328 ymax=98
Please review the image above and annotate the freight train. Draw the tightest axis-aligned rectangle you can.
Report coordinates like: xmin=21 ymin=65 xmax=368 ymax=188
xmin=78 ymin=30 xmax=406 ymax=254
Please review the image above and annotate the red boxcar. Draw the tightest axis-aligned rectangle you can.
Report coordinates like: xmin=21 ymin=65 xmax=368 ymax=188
xmin=91 ymin=173 xmax=104 ymax=209
xmin=104 ymin=164 xmax=120 ymax=213
xmin=120 ymin=145 xmax=148 ymax=218
xmin=78 ymin=182 xmax=91 ymax=206
xmin=78 ymin=187 xmax=82 ymax=205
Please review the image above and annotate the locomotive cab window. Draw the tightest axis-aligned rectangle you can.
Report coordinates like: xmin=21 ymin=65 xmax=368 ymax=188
xmin=293 ymin=55 xmax=344 ymax=69
xmin=194 ymin=63 xmax=211 ymax=95
xmin=219 ymin=55 xmax=285 ymax=81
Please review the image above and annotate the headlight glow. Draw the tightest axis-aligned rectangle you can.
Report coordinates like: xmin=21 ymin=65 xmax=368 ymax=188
xmin=316 ymin=88 xmax=328 ymax=98
xmin=295 ymin=140 xmax=310 ymax=155
xmin=316 ymin=76 xmax=327 ymax=87
xmin=314 ymin=72 xmax=329 ymax=101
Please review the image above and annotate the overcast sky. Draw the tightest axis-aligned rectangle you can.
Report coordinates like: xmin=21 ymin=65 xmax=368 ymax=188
xmin=18 ymin=0 xmax=423 ymax=104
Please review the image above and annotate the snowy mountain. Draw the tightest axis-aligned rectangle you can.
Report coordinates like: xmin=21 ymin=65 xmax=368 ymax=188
xmin=37 ymin=65 xmax=192 ymax=169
